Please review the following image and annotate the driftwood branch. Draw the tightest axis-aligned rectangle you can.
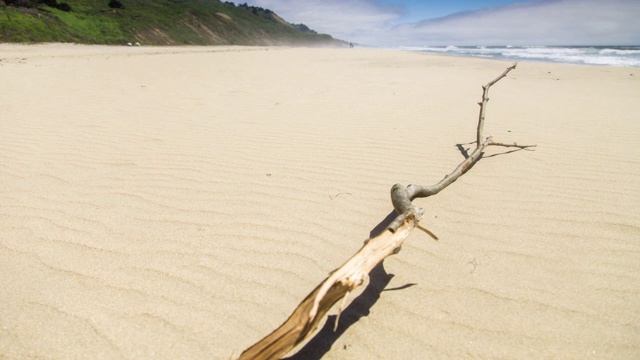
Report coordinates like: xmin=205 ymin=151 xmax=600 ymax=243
xmin=238 ymin=63 xmax=535 ymax=360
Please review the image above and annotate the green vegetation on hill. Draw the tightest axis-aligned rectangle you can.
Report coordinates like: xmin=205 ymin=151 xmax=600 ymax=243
xmin=0 ymin=0 xmax=345 ymax=45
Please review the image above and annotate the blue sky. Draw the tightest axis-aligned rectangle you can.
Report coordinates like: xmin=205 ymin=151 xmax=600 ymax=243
xmin=242 ymin=0 xmax=640 ymax=46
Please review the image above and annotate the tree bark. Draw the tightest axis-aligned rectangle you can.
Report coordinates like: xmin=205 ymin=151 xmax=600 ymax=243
xmin=238 ymin=63 xmax=535 ymax=360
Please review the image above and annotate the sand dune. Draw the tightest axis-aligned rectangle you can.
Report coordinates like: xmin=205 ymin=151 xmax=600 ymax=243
xmin=1 ymin=44 xmax=639 ymax=359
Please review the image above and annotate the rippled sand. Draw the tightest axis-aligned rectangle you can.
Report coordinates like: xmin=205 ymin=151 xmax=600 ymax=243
xmin=1 ymin=44 xmax=639 ymax=359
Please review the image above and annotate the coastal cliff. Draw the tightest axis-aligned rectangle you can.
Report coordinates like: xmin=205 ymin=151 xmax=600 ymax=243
xmin=0 ymin=0 xmax=345 ymax=46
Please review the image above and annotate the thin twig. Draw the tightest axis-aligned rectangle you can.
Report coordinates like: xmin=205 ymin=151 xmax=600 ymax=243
xmin=477 ymin=63 xmax=517 ymax=146
xmin=489 ymin=141 xmax=537 ymax=149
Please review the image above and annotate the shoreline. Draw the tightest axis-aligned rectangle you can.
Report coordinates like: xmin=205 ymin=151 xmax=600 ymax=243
xmin=3 ymin=42 xmax=640 ymax=67
xmin=385 ymin=44 xmax=640 ymax=67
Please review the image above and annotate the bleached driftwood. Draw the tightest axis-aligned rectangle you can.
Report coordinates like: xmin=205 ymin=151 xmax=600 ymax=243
xmin=239 ymin=63 xmax=535 ymax=360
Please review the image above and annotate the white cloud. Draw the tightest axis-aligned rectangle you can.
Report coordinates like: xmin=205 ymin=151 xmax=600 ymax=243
xmin=244 ymin=0 xmax=640 ymax=46
xmin=243 ymin=0 xmax=402 ymax=42
xmin=401 ymin=0 xmax=640 ymax=46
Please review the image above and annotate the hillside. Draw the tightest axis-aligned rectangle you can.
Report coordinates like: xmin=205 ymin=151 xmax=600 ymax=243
xmin=0 ymin=0 xmax=345 ymax=46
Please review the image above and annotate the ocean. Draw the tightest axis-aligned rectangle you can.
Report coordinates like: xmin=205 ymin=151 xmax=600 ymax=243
xmin=397 ymin=45 xmax=640 ymax=67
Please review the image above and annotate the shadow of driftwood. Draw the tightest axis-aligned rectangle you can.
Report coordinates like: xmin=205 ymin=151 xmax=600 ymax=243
xmin=369 ymin=210 xmax=398 ymax=238
xmin=456 ymin=143 xmax=484 ymax=173
xmin=283 ymin=263 xmax=396 ymax=360
xmin=283 ymin=213 xmax=416 ymax=360
xmin=456 ymin=143 xmax=471 ymax=159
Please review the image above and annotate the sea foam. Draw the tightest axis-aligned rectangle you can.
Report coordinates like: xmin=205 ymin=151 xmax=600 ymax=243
xmin=398 ymin=45 xmax=640 ymax=67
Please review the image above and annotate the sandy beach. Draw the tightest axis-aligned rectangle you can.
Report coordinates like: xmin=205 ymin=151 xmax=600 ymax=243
xmin=1 ymin=44 xmax=639 ymax=359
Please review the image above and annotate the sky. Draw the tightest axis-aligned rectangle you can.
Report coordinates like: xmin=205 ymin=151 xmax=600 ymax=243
xmin=241 ymin=0 xmax=640 ymax=46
